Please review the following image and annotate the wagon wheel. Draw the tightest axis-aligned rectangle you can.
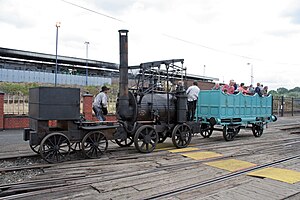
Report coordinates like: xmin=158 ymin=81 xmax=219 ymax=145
xmin=30 ymin=144 xmax=40 ymax=154
xmin=252 ymin=123 xmax=264 ymax=137
xmin=134 ymin=125 xmax=158 ymax=153
xmin=223 ymin=126 xmax=236 ymax=141
xmin=172 ymin=124 xmax=192 ymax=148
xmin=81 ymin=131 xmax=108 ymax=159
xmin=115 ymin=136 xmax=134 ymax=147
xmin=39 ymin=132 xmax=71 ymax=163
xmin=200 ymin=124 xmax=213 ymax=138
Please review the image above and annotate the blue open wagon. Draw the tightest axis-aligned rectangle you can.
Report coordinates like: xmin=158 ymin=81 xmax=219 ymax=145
xmin=196 ymin=90 xmax=277 ymax=141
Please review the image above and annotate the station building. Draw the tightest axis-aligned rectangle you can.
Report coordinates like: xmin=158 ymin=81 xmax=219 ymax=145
xmin=0 ymin=47 xmax=218 ymax=89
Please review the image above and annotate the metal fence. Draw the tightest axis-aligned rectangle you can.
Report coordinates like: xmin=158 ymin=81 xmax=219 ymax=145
xmin=4 ymin=94 xmax=29 ymax=115
xmin=273 ymin=96 xmax=300 ymax=117
xmin=0 ymin=68 xmax=112 ymax=86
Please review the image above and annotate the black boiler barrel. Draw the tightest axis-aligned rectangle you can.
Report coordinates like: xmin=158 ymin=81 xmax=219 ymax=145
xmin=137 ymin=93 xmax=177 ymax=122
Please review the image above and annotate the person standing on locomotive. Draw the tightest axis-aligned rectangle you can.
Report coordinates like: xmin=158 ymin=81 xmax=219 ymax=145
xmin=92 ymin=86 xmax=110 ymax=121
xmin=186 ymin=81 xmax=200 ymax=121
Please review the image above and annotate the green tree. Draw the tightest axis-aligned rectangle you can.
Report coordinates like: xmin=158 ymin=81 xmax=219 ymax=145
xmin=269 ymin=90 xmax=278 ymax=96
xmin=289 ymin=87 xmax=300 ymax=93
xmin=277 ymin=87 xmax=288 ymax=95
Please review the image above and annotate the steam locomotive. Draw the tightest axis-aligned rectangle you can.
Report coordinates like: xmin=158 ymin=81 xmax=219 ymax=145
xmin=23 ymin=30 xmax=276 ymax=163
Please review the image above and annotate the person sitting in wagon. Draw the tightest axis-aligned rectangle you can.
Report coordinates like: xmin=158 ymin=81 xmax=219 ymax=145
xmin=222 ymin=80 xmax=235 ymax=94
xmin=238 ymin=83 xmax=249 ymax=95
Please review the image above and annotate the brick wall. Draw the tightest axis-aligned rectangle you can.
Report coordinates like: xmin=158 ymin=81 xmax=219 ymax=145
xmin=185 ymin=80 xmax=215 ymax=90
xmin=3 ymin=115 xmax=29 ymax=129
xmin=82 ymin=93 xmax=93 ymax=121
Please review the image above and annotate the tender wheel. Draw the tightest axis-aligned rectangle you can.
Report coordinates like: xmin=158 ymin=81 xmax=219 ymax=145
xmin=223 ymin=126 xmax=236 ymax=141
xmin=172 ymin=124 xmax=192 ymax=148
xmin=39 ymin=132 xmax=71 ymax=163
xmin=81 ymin=131 xmax=108 ymax=159
xmin=252 ymin=123 xmax=264 ymax=137
xmin=200 ymin=124 xmax=213 ymax=138
xmin=134 ymin=125 xmax=158 ymax=153
xmin=30 ymin=144 xmax=40 ymax=154
xmin=115 ymin=136 xmax=134 ymax=147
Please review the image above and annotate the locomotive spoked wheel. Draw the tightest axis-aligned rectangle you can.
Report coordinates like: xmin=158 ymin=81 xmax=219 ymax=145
xmin=172 ymin=124 xmax=192 ymax=148
xmin=200 ymin=124 xmax=213 ymax=138
xmin=81 ymin=131 xmax=108 ymax=159
xmin=39 ymin=132 xmax=71 ymax=163
xmin=30 ymin=144 xmax=40 ymax=154
xmin=252 ymin=123 xmax=264 ymax=137
xmin=115 ymin=136 xmax=134 ymax=147
xmin=134 ymin=125 xmax=158 ymax=153
xmin=222 ymin=126 xmax=237 ymax=141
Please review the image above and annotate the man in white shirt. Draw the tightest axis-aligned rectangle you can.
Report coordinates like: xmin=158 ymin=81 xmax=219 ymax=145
xmin=186 ymin=81 xmax=200 ymax=121
xmin=92 ymin=86 xmax=110 ymax=121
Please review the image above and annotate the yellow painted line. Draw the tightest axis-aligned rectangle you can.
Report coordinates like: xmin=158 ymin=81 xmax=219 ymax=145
xmin=205 ymin=159 xmax=257 ymax=172
xmin=247 ymin=167 xmax=300 ymax=184
xmin=168 ymin=147 xmax=200 ymax=153
xmin=181 ymin=151 xmax=223 ymax=160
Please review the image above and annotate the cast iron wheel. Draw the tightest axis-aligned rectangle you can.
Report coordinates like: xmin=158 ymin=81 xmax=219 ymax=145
xmin=115 ymin=136 xmax=134 ymax=147
xmin=172 ymin=124 xmax=192 ymax=148
xmin=30 ymin=144 xmax=40 ymax=154
xmin=252 ymin=123 xmax=264 ymax=137
xmin=223 ymin=126 xmax=236 ymax=141
xmin=134 ymin=125 xmax=158 ymax=153
xmin=200 ymin=124 xmax=213 ymax=138
xmin=39 ymin=132 xmax=71 ymax=163
xmin=81 ymin=131 xmax=108 ymax=159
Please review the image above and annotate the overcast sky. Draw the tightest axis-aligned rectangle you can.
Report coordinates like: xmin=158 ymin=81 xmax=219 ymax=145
xmin=1 ymin=0 xmax=300 ymax=90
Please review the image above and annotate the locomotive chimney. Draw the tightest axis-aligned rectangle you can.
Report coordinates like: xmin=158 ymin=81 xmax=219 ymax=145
xmin=118 ymin=30 xmax=130 ymax=120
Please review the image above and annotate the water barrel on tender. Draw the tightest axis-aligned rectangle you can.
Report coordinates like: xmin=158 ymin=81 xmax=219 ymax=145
xmin=29 ymin=87 xmax=80 ymax=120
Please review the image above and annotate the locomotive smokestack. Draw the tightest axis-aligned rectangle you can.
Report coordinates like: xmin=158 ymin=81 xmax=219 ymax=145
xmin=118 ymin=30 xmax=129 ymax=119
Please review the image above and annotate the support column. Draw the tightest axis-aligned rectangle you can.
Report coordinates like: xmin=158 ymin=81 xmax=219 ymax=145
xmin=83 ymin=93 xmax=94 ymax=121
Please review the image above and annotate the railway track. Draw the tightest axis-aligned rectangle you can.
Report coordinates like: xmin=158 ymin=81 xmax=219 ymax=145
xmin=148 ymin=154 xmax=300 ymax=199
xmin=1 ymin=136 xmax=299 ymax=199
xmin=0 ymin=135 xmax=298 ymax=173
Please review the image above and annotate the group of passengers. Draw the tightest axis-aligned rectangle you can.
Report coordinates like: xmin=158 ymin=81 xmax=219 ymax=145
xmin=212 ymin=80 xmax=269 ymax=96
